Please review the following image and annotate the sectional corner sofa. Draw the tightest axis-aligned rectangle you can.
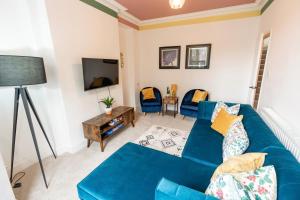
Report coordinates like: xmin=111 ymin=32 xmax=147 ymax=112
xmin=77 ymin=101 xmax=300 ymax=200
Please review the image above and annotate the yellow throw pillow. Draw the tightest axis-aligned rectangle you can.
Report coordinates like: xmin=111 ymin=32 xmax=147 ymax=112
xmin=211 ymin=108 xmax=243 ymax=136
xmin=211 ymin=153 xmax=267 ymax=180
xmin=142 ymin=88 xmax=156 ymax=100
xmin=192 ymin=90 xmax=208 ymax=103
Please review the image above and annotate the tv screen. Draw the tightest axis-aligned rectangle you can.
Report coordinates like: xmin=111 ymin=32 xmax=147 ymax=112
xmin=82 ymin=58 xmax=119 ymax=91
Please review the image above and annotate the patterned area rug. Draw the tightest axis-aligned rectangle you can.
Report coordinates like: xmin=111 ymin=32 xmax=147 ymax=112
xmin=134 ymin=125 xmax=190 ymax=157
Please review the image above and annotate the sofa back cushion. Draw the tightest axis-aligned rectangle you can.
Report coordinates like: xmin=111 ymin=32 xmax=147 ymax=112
xmin=197 ymin=101 xmax=238 ymax=121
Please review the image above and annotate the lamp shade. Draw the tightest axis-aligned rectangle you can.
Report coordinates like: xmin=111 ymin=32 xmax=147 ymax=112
xmin=0 ymin=55 xmax=47 ymax=86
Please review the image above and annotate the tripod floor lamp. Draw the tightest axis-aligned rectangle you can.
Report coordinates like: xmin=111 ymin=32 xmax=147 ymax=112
xmin=0 ymin=55 xmax=56 ymax=188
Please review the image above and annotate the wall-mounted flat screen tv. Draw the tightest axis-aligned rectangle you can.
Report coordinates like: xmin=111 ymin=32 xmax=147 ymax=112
xmin=82 ymin=58 xmax=119 ymax=91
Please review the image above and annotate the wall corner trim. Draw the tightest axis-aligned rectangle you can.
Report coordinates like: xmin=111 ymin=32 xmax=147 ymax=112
xmin=80 ymin=0 xmax=118 ymax=18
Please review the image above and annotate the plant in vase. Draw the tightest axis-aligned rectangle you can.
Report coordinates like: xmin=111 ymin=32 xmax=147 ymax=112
xmin=100 ymin=97 xmax=114 ymax=115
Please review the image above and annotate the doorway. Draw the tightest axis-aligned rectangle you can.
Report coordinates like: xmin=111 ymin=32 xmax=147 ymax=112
xmin=250 ymin=33 xmax=271 ymax=109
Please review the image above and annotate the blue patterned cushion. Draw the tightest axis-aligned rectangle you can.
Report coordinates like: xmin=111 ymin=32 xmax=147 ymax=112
xmin=222 ymin=121 xmax=249 ymax=161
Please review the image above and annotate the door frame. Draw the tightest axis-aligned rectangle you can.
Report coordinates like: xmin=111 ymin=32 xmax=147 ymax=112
xmin=249 ymin=32 xmax=272 ymax=109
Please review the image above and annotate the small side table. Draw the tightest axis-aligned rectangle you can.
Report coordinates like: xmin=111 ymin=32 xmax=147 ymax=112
xmin=162 ymin=96 xmax=179 ymax=118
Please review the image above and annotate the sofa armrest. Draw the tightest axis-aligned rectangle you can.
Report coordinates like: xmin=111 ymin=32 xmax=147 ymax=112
xmin=155 ymin=178 xmax=217 ymax=200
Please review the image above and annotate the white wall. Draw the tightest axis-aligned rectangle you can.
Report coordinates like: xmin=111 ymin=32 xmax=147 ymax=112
xmin=45 ymin=0 xmax=123 ymax=152
xmin=0 ymin=0 xmax=70 ymax=173
xmin=119 ymin=24 xmax=138 ymax=108
xmin=258 ymin=0 xmax=300 ymax=145
xmin=0 ymin=0 xmax=122 ymax=175
xmin=137 ymin=18 xmax=260 ymax=105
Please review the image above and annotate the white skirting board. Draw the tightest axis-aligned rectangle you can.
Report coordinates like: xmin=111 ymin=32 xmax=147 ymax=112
xmin=260 ymin=107 xmax=300 ymax=162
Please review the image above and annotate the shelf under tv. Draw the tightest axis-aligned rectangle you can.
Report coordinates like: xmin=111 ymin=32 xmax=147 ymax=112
xmin=82 ymin=106 xmax=134 ymax=152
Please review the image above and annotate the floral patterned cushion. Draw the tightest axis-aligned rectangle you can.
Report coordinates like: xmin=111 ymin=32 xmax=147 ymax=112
xmin=206 ymin=166 xmax=277 ymax=200
xmin=205 ymin=174 xmax=254 ymax=200
xmin=211 ymin=102 xmax=240 ymax=123
xmin=233 ymin=165 xmax=277 ymax=200
xmin=223 ymin=121 xmax=249 ymax=161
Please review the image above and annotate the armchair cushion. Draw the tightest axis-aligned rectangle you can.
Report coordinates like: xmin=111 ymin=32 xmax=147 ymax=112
xmin=142 ymin=99 xmax=161 ymax=107
xmin=156 ymin=178 xmax=217 ymax=200
xmin=142 ymin=87 xmax=156 ymax=100
xmin=192 ymin=90 xmax=208 ymax=103
xmin=181 ymin=103 xmax=199 ymax=111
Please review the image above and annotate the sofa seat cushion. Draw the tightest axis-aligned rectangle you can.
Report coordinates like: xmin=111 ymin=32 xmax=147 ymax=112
xmin=142 ymin=99 xmax=161 ymax=107
xmin=181 ymin=102 xmax=199 ymax=111
xmin=77 ymin=143 xmax=215 ymax=200
xmin=182 ymin=119 xmax=223 ymax=167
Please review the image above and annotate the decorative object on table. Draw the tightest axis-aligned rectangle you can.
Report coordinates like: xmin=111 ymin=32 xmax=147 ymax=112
xmin=0 ymin=55 xmax=56 ymax=188
xmin=169 ymin=0 xmax=185 ymax=9
xmin=108 ymin=116 xmax=123 ymax=126
xmin=100 ymin=96 xmax=114 ymax=115
xmin=159 ymin=46 xmax=181 ymax=69
xmin=134 ymin=125 xmax=189 ymax=157
xmin=180 ymin=89 xmax=209 ymax=118
xmin=83 ymin=106 xmax=134 ymax=152
xmin=140 ymin=87 xmax=162 ymax=115
xmin=185 ymin=44 xmax=211 ymax=69
xmin=162 ymin=96 xmax=179 ymax=118
xmin=170 ymin=84 xmax=177 ymax=97
xmin=166 ymin=86 xmax=170 ymax=96
xmin=120 ymin=52 xmax=124 ymax=68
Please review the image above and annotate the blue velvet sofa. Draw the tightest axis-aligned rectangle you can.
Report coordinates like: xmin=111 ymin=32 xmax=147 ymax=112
xmin=77 ymin=101 xmax=300 ymax=200
xmin=180 ymin=89 xmax=208 ymax=118
xmin=140 ymin=87 xmax=162 ymax=114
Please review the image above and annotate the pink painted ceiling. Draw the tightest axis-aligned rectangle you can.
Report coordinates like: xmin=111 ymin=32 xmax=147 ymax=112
xmin=116 ymin=0 xmax=256 ymax=20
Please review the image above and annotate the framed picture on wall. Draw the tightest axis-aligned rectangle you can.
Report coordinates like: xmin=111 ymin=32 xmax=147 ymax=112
xmin=159 ymin=46 xmax=181 ymax=69
xmin=185 ymin=44 xmax=211 ymax=69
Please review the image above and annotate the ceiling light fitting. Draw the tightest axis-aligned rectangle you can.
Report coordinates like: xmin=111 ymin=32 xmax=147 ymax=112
xmin=169 ymin=0 xmax=185 ymax=9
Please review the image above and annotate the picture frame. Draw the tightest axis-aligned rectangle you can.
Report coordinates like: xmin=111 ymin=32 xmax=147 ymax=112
xmin=159 ymin=46 xmax=181 ymax=69
xmin=185 ymin=44 xmax=211 ymax=69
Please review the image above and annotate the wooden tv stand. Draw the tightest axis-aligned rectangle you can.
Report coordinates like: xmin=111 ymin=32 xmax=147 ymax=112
xmin=82 ymin=106 xmax=134 ymax=152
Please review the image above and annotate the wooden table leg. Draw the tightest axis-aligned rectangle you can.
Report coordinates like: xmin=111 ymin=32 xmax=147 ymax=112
xmin=131 ymin=121 xmax=135 ymax=127
xmin=174 ymin=104 xmax=176 ymax=118
xmin=87 ymin=139 xmax=91 ymax=148
xmin=99 ymin=136 xmax=104 ymax=152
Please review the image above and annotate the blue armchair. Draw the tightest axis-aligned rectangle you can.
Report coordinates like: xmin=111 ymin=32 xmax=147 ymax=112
xmin=180 ymin=89 xmax=209 ymax=118
xmin=140 ymin=87 xmax=162 ymax=114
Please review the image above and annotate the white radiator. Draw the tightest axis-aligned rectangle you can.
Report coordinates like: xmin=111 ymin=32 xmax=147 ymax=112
xmin=260 ymin=107 xmax=300 ymax=162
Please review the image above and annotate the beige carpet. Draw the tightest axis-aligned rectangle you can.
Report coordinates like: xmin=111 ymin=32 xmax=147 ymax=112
xmin=13 ymin=113 xmax=195 ymax=200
